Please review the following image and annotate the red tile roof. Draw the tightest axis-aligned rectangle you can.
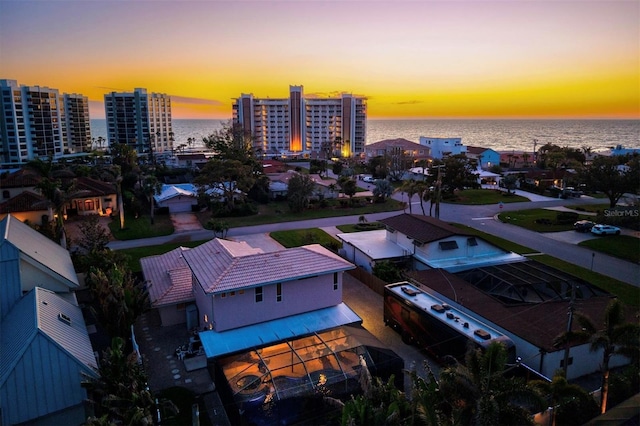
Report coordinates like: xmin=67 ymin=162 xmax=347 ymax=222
xmin=0 ymin=191 xmax=47 ymax=213
xmin=0 ymin=169 xmax=41 ymax=188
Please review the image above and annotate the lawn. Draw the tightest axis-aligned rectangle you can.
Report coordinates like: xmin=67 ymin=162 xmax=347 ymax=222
xmin=564 ymin=203 xmax=608 ymax=214
xmin=270 ymin=228 xmax=341 ymax=250
xmin=196 ymin=198 xmax=405 ymax=228
xmin=579 ymin=235 xmax=640 ymax=264
xmin=108 ymin=213 xmax=174 ymax=240
xmin=445 ymin=189 xmax=529 ymax=205
xmin=119 ymin=240 xmax=209 ymax=273
xmin=498 ymin=208 xmax=593 ymax=232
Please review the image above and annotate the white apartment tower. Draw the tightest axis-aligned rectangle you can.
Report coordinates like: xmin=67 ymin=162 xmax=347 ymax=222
xmin=0 ymin=79 xmax=92 ymax=164
xmin=233 ymin=85 xmax=366 ymax=157
xmin=104 ymin=88 xmax=173 ymax=156
xmin=63 ymin=93 xmax=92 ymax=153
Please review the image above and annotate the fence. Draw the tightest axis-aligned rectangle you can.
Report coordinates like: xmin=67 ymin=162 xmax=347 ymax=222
xmin=347 ymin=267 xmax=388 ymax=296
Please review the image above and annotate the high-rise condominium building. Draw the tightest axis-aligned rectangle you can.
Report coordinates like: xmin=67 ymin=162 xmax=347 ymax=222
xmin=104 ymin=88 xmax=173 ymax=156
xmin=0 ymin=79 xmax=92 ymax=164
xmin=233 ymin=85 xmax=366 ymax=157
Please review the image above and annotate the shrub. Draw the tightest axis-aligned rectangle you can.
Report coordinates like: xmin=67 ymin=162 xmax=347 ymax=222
xmin=556 ymin=211 xmax=579 ymax=224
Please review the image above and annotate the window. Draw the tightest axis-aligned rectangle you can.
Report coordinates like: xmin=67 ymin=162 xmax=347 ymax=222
xmin=333 ymin=272 xmax=338 ymax=290
xmin=276 ymin=283 xmax=282 ymax=302
xmin=467 ymin=237 xmax=478 ymax=247
xmin=255 ymin=286 xmax=263 ymax=303
xmin=230 ymin=291 xmax=235 ymax=296
xmin=221 ymin=293 xmax=226 ymax=298
xmin=438 ymin=241 xmax=459 ymax=251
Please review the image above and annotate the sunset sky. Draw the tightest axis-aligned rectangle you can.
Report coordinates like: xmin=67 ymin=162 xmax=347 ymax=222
xmin=1 ymin=0 xmax=638 ymax=120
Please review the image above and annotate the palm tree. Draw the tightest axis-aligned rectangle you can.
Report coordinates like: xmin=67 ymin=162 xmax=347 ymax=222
xmin=530 ymin=371 xmax=598 ymax=426
xmin=141 ymin=174 xmax=162 ymax=225
xmin=399 ymin=180 xmax=418 ymax=214
xmin=82 ymin=337 xmax=155 ymax=425
xmin=439 ymin=341 xmax=545 ymax=425
xmin=553 ymin=299 xmax=640 ymax=414
xmin=101 ymin=165 xmax=126 ymax=230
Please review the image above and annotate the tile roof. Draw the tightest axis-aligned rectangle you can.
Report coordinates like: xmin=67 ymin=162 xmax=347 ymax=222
xmin=0 ymin=191 xmax=47 ymax=213
xmin=407 ymin=268 xmax=617 ymax=352
xmin=73 ymin=177 xmax=116 ymax=197
xmin=365 ymin=138 xmax=421 ymax=150
xmin=182 ymin=239 xmax=354 ymax=294
xmin=140 ymin=247 xmax=194 ymax=307
xmin=0 ymin=214 xmax=79 ymax=288
xmin=0 ymin=169 xmax=41 ymax=188
xmin=379 ymin=213 xmax=472 ymax=243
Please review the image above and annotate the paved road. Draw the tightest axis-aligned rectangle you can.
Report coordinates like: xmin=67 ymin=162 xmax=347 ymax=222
xmin=108 ymin=193 xmax=639 ymax=287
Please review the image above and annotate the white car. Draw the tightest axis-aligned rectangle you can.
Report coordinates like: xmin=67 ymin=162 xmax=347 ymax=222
xmin=590 ymin=224 xmax=621 ymax=236
xmin=362 ymin=176 xmax=375 ymax=183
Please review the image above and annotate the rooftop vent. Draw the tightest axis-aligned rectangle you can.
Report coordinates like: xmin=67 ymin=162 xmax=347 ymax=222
xmin=431 ymin=304 xmax=445 ymax=313
xmin=58 ymin=313 xmax=71 ymax=326
xmin=474 ymin=329 xmax=491 ymax=340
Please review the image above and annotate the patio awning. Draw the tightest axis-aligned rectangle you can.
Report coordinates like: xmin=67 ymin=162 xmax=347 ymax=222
xmin=199 ymin=303 xmax=362 ymax=358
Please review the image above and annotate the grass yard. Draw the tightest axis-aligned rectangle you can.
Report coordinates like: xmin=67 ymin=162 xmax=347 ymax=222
xmin=445 ymin=189 xmax=529 ymax=205
xmin=335 ymin=222 xmax=386 ymax=233
xmin=108 ymin=213 xmax=174 ymax=240
xmin=498 ymin=208 xmax=593 ymax=232
xmin=579 ymin=235 xmax=640 ymax=264
xmin=270 ymin=228 xmax=341 ymax=250
xmin=196 ymin=199 xmax=404 ymax=228
xmin=564 ymin=203 xmax=608 ymax=214
xmin=119 ymin=240 xmax=209 ymax=273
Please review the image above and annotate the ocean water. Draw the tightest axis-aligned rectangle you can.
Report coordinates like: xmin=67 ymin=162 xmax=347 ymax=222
xmin=90 ymin=119 xmax=640 ymax=153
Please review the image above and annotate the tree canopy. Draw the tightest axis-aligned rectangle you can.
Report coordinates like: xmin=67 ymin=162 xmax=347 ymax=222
xmin=580 ymin=155 xmax=639 ymax=208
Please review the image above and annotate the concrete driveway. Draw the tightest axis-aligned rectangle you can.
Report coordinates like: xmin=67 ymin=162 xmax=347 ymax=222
xmin=170 ymin=212 xmax=204 ymax=233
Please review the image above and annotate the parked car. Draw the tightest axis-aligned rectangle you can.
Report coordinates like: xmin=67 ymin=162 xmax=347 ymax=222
xmin=362 ymin=176 xmax=375 ymax=183
xmin=591 ymin=224 xmax=621 ymax=236
xmin=574 ymin=220 xmax=595 ymax=232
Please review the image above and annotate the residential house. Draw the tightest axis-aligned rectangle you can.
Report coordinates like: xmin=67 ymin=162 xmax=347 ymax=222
xmin=154 ymin=184 xmax=199 ymax=213
xmin=0 ymin=288 xmax=98 ymax=425
xmin=68 ymin=176 xmax=117 ymax=216
xmin=0 ymin=169 xmax=41 ymax=200
xmin=0 ymin=214 xmax=80 ymax=318
xmin=0 ymin=190 xmax=48 ymax=223
xmin=364 ymin=138 xmax=430 ymax=160
xmin=0 ymin=214 xmax=96 ymax=425
xmin=338 ymin=213 xmax=524 ymax=273
xmin=466 ymin=146 xmax=500 ymax=169
xmin=405 ymin=267 xmax=629 ymax=381
xmin=419 ymin=137 xmax=466 ymax=159
xmin=180 ymin=238 xmax=355 ymax=332
xmin=140 ymin=246 xmax=195 ymax=326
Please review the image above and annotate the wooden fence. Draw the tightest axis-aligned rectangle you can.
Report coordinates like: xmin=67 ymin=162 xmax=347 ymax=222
xmin=346 ymin=267 xmax=388 ymax=296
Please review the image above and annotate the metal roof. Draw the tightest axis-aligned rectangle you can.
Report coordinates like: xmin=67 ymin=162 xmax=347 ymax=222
xmin=1 ymin=287 xmax=97 ymax=384
xmin=200 ymin=302 xmax=362 ymax=358
xmin=0 ymin=214 xmax=79 ymax=288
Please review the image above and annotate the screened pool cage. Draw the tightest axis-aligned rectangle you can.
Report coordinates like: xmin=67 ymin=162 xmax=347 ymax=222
xmin=218 ymin=327 xmax=377 ymax=410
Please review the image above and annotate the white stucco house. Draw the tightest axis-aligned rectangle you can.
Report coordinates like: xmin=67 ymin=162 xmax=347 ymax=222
xmin=338 ymin=213 xmax=524 ymax=273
